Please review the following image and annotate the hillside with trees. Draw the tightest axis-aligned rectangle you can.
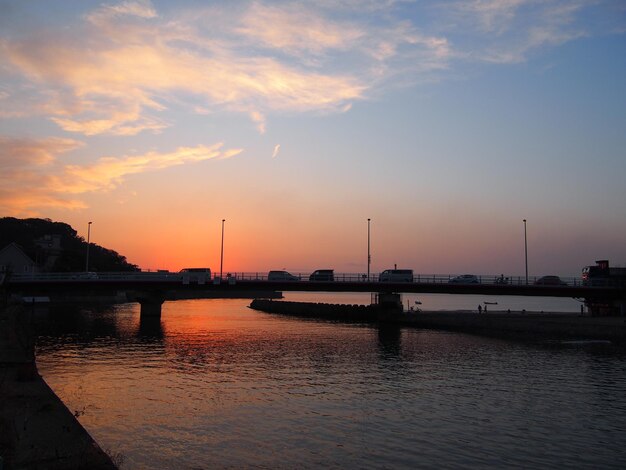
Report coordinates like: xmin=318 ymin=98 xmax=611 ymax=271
xmin=0 ymin=217 xmax=139 ymax=272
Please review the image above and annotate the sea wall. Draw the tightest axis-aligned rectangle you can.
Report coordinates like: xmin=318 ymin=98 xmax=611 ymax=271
xmin=250 ymin=300 xmax=626 ymax=343
xmin=0 ymin=303 xmax=117 ymax=469
xmin=249 ymin=299 xmax=392 ymax=322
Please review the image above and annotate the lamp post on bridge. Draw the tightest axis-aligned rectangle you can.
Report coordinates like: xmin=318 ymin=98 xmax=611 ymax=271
xmin=220 ymin=219 xmax=225 ymax=279
xmin=367 ymin=218 xmax=371 ymax=280
xmin=85 ymin=221 xmax=92 ymax=272
xmin=523 ymin=219 xmax=528 ymax=285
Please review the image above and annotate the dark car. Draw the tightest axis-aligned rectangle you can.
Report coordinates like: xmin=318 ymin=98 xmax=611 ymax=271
xmin=449 ymin=274 xmax=479 ymax=284
xmin=268 ymin=270 xmax=299 ymax=281
xmin=309 ymin=269 xmax=334 ymax=281
xmin=379 ymin=269 xmax=414 ymax=282
xmin=534 ymin=275 xmax=567 ymax=286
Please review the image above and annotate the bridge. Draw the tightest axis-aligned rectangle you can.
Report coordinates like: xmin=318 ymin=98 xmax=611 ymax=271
xmin=3 ymin=271 xmax=625 ymax=317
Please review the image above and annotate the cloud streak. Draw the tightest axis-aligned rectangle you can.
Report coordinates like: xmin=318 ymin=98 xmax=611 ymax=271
xmin=236 ymin=2 xmax=365 ymax=56
xmin=53 ymin=144 xmax=242 ymax=194
xmin=441 ymin=0 xmax=593 ymax=64
xmin=272 ymin=144 xmax=281 ymax=158
xmin=0 ymin=136 xmax=83 ymax=168
xmin=0 ymin=137 xmax=242 ymax=215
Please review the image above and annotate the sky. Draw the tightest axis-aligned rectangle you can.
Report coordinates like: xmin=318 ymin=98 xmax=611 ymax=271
xmin=0 ymin=0 xmax=625 ymax=276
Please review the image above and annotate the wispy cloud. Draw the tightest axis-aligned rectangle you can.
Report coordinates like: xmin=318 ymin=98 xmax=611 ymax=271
xmin=86 ymin=0 xmax=157 ymax=23
xmin=272 ymin=144 xmax=281 ymax=158
xmin=0 ymin=0 xmax=450 ymax=136
xmin=236 ymin=2 xmax=365 ymax=56
xmin=0 ymin=0 xmax=615 ymax=141
xmin=0 ymin=137 xmax=88 ymax=215
xmin=448 ymin=0 xmax=528 ymax=35
xmin=0 ymin=136 xmax=83 ymax=168
xmin=53 ymin=144 xmax=242 ymax=194
xmin=0 ymin=137 xmax=242 ymax=215
xmin=249 ymin=111 xmax=267 ymax=134
xmin=0 ymin=190 xmax=88 ymax=216
xmin=441 ymin=0 xmax=592 ymax=64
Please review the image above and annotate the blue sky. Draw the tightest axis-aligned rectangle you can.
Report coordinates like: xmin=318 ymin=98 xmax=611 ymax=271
xmin=0 ymin=0 xmax=624 ymax=275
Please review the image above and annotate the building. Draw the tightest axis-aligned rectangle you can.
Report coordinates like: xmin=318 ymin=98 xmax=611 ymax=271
xmin=34 ymin=234 xmax=62 ymax=271
xmin=0 ymin=242 xmax=39 ymax=274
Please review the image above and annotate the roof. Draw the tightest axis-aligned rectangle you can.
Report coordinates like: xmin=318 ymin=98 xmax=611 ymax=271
xmin=0 ymin=242 xmax=36 ymax=264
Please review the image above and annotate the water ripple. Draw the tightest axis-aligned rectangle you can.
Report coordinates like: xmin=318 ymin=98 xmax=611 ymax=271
xmin=33 ymin=300 xmax=626 ymax=469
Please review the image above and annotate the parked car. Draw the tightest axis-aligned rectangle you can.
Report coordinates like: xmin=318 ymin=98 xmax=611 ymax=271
xmin=534 ymin=275 xmax=567 ymax=286
xmin=449 ymin=274 xmax=479 ymax=284
xmin=268 ymin=270 xmax=299 ymax=281
xmin=309 ymin=269 xmax=334 ymax=281
xmin=379 ymin=269 xmax=413 ymax=282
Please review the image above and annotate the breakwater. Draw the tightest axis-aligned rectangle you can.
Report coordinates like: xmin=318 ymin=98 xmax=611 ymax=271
xmin=0 ymin=304 xmax=117 ymax=469
xmin=250 ymin=299 xmax=626 ymax=343
xmin=249 ymin=299 xmax=388 ymax=322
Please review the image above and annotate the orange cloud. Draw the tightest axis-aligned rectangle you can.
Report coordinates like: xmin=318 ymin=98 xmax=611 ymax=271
xmin=0 ymin=190 xmax=87 ymax=216
xmin=0 ymin=136 xmax=242 ymax=215
xmin=52 ymin=144 xmax=242 ymax=194
xmin=2 ymin=36 xmax=365 ymax=135
xmin=0 ymin=136 xmax=82 ymax=168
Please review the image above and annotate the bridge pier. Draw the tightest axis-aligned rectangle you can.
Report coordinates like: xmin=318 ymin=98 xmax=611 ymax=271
xmin=136 ymin=293 xmax=165 ymax=318
xmin=376 ymin=292 xmax=403 ymax=310
xmin=584 ymin=296 xmax=626 ymax=316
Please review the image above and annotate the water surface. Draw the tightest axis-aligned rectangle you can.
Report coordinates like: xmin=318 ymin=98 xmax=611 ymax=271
xmin=34 ymin=299 xmax=626 ymax=468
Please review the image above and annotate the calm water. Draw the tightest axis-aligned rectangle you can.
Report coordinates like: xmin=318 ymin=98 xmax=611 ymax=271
xmin=33 ymin=297 xmax=626 ymax=469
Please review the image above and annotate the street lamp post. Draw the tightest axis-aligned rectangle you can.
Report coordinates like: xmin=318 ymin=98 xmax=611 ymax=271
xmin=523 ymin=219 xmax=528 ymax=285
xmin=85 ymin=221 xmax=92 ymax=272
xmin=220 ymin=219 xmax=225 ymax=279
xmin=367 ymin=218 xmax=371 ymax=280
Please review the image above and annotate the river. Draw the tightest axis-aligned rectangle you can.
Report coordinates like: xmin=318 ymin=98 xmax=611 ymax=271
xmin=33 ymin=296 xmax=626 ymax=469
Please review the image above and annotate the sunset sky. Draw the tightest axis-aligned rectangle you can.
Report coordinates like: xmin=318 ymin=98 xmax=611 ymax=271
xmin=1 ymin=0 xmax=625 ymax=276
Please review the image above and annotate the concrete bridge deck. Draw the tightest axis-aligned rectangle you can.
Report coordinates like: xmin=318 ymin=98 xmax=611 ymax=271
xmin=3 ymin=272 xmax=624 ymax=317
xmin=4 ymin=272 xmax=621 ymax=297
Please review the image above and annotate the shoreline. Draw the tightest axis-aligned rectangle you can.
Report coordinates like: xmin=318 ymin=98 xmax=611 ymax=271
xmin=0 ymin=303 xmax=117 ymax=469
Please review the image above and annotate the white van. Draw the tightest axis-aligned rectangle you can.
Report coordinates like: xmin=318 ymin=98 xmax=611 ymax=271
xmin=378 ymin=269 xmax=413 ymax=282
xmin=180 ymin=268 xmax=211 ymax=284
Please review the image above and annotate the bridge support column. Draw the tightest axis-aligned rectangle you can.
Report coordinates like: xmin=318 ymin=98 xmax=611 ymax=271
xmin=137 ymin=293 xmax=165 ymax=319
xmin=375 ymin=292 xmax=403 ymax=320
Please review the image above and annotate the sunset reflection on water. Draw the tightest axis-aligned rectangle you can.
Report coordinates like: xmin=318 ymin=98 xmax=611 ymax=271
xmin=34 ymin=299 xmax=626 ymax=468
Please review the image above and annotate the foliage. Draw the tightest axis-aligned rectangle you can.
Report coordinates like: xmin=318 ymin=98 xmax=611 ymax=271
xmin=0 ymin=217 xmax=139 ymax=272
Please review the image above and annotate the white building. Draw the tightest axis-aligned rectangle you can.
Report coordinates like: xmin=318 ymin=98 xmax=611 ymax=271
xmin=0 ymin=242 xmax=39 ymax=274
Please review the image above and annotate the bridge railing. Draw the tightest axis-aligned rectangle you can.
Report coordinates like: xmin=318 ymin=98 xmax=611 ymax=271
xmin=7 ymin=271 xmax=586 ymax=286
xmin=217 ymin=272 xmax=585 ymax=286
